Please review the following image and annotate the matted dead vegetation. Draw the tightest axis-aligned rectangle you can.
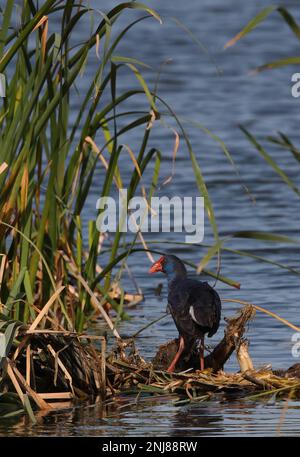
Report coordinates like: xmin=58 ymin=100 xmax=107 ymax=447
xmin=1 ymin=304 xmax=300 ymax=421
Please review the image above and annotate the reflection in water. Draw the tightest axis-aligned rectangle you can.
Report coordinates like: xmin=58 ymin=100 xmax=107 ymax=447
xmin=1 ymin=395 xmax=300 ymax=437
xmin=169 ymin=403 xmax=225 ymax=437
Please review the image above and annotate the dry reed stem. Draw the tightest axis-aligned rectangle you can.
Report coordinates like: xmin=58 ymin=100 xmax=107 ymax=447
xmin=30 ymin=302 xmax=65 ymax=331
xmin=26 ymin=344 xmax=31 ymax=386
xmin=84 ymin=137 xmax=121 ymax=189
xmin=223 ymin=298 xmax=300 ymax=333
xmin=0 ymin=254 xmax=7 ymax=289
xmin=236 ymin=339 xmax=254 ymax=372
xmin=9 ymin=360 xmax=51 ymax=410
xmin=47 ymin=344 xmax=75 ymax=396
xmin=13 ymin=334 xmax=30 ymax=360
xmin=159 ymin=126 xmax=179 ymax=187
xmin=28 ymin=285 xmax=65 ymax=332
xmin=101 ymin=337 xmax=107 ymax=398
xmin=38 ymin=392 xmax=73 ymax=400
xmin=26 ymin=329 xmax=77 ymax=335
xmin=242 ymin=372 xmax=272 ymax=389
xmin=62 ymin=252 xmax=121 ymax=339
xmin=6 ymin=360 xmax=25 ymax=405
xmin=0 ymin=162 xmax=8 ymax=175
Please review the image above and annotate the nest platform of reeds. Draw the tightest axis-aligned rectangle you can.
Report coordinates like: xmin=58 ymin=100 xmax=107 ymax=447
xmin=1 ymin=304 xmax=300 ymax=421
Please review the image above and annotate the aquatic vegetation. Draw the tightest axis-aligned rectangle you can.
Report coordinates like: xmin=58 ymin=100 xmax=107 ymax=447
xmin=1 ymin=304 xmax=300 ymax=420
xmin=0 ymin=0 xmax=234 ymax=419
xmin=0 ymin=0 xmax=234 ymax=333
xmin=1 ymin=1 xmax=300 ymax=423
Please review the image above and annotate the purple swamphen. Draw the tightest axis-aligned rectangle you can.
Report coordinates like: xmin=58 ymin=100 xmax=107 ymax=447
xmin=149 ymin=254 xmax=221 ymax=372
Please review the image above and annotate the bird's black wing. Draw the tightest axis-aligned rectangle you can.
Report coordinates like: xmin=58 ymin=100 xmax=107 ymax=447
xmin=185 ymin=280 xmax=221 ymax=337
xmin=167 ymin=284 xmax=197 ymax=337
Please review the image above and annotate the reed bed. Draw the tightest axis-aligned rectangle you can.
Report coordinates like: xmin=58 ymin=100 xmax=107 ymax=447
xmin=107 ymin=357 xmax=300 ymax=404
xmin=1 ymin=304 xmax=300 ymax=421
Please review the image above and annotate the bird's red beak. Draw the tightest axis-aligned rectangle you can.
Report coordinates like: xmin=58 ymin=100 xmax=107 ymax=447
xmin=149 ymin=256 xmax=164 ymax=274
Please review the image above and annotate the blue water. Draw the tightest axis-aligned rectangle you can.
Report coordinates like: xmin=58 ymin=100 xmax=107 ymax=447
xmin=1 ymin=0 xmax=300 ymax=436
xmin=2 ymin=397 xmax=300 ymax=437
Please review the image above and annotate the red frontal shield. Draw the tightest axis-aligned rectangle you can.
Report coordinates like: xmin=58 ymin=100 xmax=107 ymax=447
xmin=149 ymin=256 xmax=164 ymax=274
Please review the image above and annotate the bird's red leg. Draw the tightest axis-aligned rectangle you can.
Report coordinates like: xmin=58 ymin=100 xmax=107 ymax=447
xmin=167 ymin=336 xmax=185 ymax=373
xmin=199 ymin=335 xmax=205 ymax=371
